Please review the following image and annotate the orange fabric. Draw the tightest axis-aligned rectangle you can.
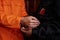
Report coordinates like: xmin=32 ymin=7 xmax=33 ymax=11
xmin=0 ymin=0 xmax=28 ymax=40
xmin=0 ymin=26 xmax=24 ymax=40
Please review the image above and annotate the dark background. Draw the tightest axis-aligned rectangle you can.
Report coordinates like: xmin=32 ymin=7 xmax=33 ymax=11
xmin=25 ymin=0 xmax=40 ymax=13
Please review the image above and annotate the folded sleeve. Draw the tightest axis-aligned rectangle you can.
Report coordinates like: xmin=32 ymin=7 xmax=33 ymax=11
xmin=0 ymin=0 xmax=28 ymax=29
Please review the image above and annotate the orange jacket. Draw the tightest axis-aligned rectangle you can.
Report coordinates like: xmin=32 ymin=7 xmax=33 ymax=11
xmin=0 ymin=0 xmax=27 ymax=40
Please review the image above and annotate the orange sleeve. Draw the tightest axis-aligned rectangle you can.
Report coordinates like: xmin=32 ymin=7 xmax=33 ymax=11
xmin=0 ymin=13 xmax=27 ymax=29
xmin=0 ymin=14 xmax=22 ymax=29
xmin=0 ymin=0 xmax=28 ymax=29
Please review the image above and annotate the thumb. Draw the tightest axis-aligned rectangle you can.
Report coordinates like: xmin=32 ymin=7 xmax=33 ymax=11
xmin=21 ymin=27 xmax=28 ymax=33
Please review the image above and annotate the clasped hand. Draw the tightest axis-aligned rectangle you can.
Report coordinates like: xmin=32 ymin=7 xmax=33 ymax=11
xmin=21 ymin=16 xmax=40 ymax=36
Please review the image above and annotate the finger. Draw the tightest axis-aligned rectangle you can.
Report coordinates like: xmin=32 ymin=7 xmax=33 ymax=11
xmin=28 ymin=23 xmax=40 ymax=28
xmin=30 ymin=16 xmax=38 ymax=21
xmin=29 ymin=23 xmax=39 ymax=25
xmin=28 ymin=21 xmax=40 ymax=27
xmin=29 ymin=23 xmax=39 ymax=26
xmin=29 ymin=23 xmax=40 ymax=25
xmin=30 ymin=20 xmax=40 ymax=23
xmin=29 ymin=25 xmax=39 ymax=28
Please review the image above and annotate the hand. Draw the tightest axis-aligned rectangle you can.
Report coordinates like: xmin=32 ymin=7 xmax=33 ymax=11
xmin=21 ymin=16 xmax=40 ymax=29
